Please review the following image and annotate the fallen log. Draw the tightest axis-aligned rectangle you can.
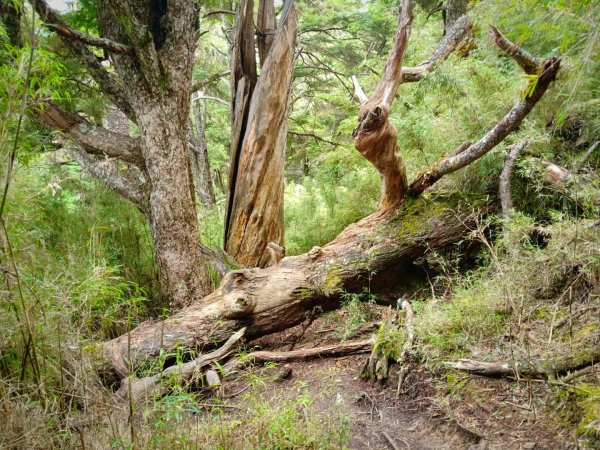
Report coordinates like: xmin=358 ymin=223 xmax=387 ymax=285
xmin=92 ymin=193 xmax=489 ymax=379
xmin=449 ymin=346 xmax=600 ymax=380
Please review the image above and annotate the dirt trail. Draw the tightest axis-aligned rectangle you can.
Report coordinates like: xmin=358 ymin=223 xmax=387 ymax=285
xmin=228 ymin=316 xmax=577 ymax=450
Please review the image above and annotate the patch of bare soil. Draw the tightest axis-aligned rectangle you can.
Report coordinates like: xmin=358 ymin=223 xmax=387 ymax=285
xmin=218 ymin=315 xmax=579 ymax=450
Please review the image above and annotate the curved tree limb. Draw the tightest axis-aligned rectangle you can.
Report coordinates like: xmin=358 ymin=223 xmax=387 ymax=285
xmin=43 ymin=23 xmax=132 ymax=54
xmin=33 ymin=100 xmax=144 ymax=169
xmin=70 ymin=151 xmax=150 ymax=213
xmin=401 ymin=15 xmax=472 ymax=83
xmin=408 ymin=30 xmax=561 ymax=196
xmin=352 ymin=0 xmax=413 ymax=213
xmin=33 ymin=0 xmax=135 ymax=120
xmin=488 ymin=25 xmax=540 ymax=75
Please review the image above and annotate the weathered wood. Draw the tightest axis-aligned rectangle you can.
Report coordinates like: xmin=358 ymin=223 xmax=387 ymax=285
xmin=116 ymin=328 xmax=246 ymax=402
xmin=94 ymin=193 xmax=489 ymax=378
xmin=257 ymin=0 xmax=276 ymax=66
xmin=224 ymin=0 xmax=297 ymax=268
xmin=449 ymin=347 xmax=600 ymax=379
xmin=352 ymin=0 xmax=413 ymax=213
xmin=401 ymin=15 xmax=471 ymax=83
xmin=223 ymin=339 xmax=374 ymax=374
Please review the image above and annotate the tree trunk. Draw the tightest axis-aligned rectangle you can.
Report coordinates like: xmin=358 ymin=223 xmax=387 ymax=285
xmin=136 ymin=102 xmax=214 ymax=308
xmin=95 ymin=192 xmax=488 ymax=378
xmin=189 ymin=99 xmax=216 ymax=206
xmin=257 ymin=0 xmax=276 ymax=66
xmin=224 ymin=0 xmax=297 ymax=268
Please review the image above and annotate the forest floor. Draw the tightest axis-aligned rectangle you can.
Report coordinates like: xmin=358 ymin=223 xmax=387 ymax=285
xmin=212 ymin=309 xmax=578 ymax=450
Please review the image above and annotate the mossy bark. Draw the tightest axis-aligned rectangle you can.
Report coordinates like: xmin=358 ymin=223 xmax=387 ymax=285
xmin=96 ymin=193 xmax=489 ymax=379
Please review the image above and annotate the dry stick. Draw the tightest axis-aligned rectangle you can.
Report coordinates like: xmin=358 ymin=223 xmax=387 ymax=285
xmin=223 ymin=339 xmax=373 ymax=374
xmin=572 ymin=140 xmax=599 ymax=174
xmin=119 ymin=328 xmax=247 ymax=403
xmin=448 ymin=346 xmax=600 ymax=379
xmin=499 ymin=141 xmax=527 ymax=228
xmin=396 ymin=299 xmax=415 ymax=397
xmin=382 ymin=430 xmax=409 ymax=450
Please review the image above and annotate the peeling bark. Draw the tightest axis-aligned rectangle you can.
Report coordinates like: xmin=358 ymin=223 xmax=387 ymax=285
xmin=95 ymin=193 xmax=489 ymax=378
xmin=352 ymin=0 xmax=413 ymax=213
xmin=225 ymin=0 xmax=297 ymax=268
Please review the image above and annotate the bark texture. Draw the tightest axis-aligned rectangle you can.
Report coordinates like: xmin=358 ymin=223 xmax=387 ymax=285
xmin=95 ymin=192 xmax=489 ymax=378
xmin=257 ymin=0 xmax=276 ymax=66
xmin=225 ymin=0 xmax=297 ymax=268
xmin=352 ymin=0 xmax=413 ymax=213
xmin=30 ymin=0 xmax=225 ymax=307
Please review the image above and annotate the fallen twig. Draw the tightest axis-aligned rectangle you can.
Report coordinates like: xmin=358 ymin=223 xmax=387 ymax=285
xmin=117 ymin=328 xmax=247 ymax=403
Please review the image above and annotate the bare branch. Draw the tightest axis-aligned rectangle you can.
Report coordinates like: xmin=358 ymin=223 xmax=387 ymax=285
xmin=32 ymin=100 xmax=144 ymax=169
xmin=191 ymin=71 xmax=230 ymax=93
xmin=401 ymin=15 xmax=471 ymax=83
xmin=44 ymin=23 xmax=132 ymax=54
xmin=203 ymin=10 xmax=236 ymax=18
xmin=33 ymin=0 xmax=135 ymax=120
xmin=351 ymin=75 xmax=368 ymax=104
xmin=288 ymin=130 xmax=340 ymax=147
xmin=71 ymin=151 xmax=149 ymax=213
xmin=408 ymin=44 xmax=560 ymax=196
xmin=489 ymin=25 xmax=540 ymax=75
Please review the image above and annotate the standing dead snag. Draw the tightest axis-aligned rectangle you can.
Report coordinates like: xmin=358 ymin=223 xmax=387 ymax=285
xmin=225 ymin=0 xmax=297 ymax=268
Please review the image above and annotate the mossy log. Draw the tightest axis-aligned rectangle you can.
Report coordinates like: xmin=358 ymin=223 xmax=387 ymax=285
xmin=95 ymin=193 xmax=489 ymax=379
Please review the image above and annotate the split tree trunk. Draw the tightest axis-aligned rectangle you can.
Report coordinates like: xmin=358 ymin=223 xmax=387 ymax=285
xmin=224 ymin=0 xmax=297 ymax=268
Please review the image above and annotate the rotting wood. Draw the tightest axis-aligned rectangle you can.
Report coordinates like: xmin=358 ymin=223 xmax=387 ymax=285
xmin=95 ymin=192 xmax=489 ymax=379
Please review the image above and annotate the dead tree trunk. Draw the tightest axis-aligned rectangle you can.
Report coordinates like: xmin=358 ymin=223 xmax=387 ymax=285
xmin=96 ymin=192 xmax=489 ymax=378
xmin=224 ymin=0 xmax=297 ymax=268
xmin=257 ymin=0 xmax=276 ymax=66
